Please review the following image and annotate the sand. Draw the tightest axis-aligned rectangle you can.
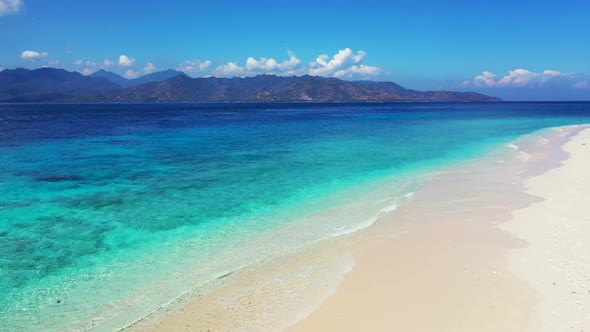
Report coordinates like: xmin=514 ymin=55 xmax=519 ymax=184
xmin=132 ymin=125 xmax=590 ymax=331
xmin=501 ymin=128 xmax=590 ymax=331
xmin=292 ymin=126 xmax=590 ymax=332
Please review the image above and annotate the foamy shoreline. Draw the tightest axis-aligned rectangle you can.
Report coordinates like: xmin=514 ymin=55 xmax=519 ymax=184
xmin=131 ymin=125 xmax=590 ymax=331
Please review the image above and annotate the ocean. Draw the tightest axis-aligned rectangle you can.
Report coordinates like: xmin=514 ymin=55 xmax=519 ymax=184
xmin=1 ymin=102 xmax=589 ymax=331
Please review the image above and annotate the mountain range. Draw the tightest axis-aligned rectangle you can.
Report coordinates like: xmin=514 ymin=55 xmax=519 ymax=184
xmin=0 ymin=68 xmax=501 ymax=103
xmin=0 ymin=68 xmax=119 ymax=102
xmin=89 ymin=69 xmax=187 ymax=88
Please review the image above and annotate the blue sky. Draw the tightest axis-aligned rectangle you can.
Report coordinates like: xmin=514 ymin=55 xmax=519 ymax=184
xmin=1 ymin=0 xmax=589 ymax=100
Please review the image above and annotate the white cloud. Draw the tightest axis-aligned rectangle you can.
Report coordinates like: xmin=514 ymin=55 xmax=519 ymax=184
xmin=212 ymin=53 xmax=301 ymax=77
xmin=118 ymin=54 xmax=135 ymax=67
xmin=542 ymin=69 xmax=565 ymax=77
xmin=494 ymin=69 xmax=536 ymax=87
xmin=124 ymin=62 xmax=157 ymax=79
xmin=245 ymin=51 xmax=302 ymax=75
xmin=205 ymin=48 xmax=380 ymax=79
xmin=80 ymin=68 xmax=96 ymax=76
xmin=211 ymin=52 xmax=302 ymax=77
xmin=177 ymin=59 xmax=212 ymax=76
xmin=573 ymin=81 xmax=590 ymax=90
xmin=21 ymin=50 xmax=48 ymax=60
xmin=0 ymin=0 xmax=22 ymax=16
xmin=465 ymin=71 xmax=497 ymax=87
xmin=73 ymin=59 xmax=114 ymax=69
xmin=465 ymin=69 xmax=571 ymax=88
xmin=334 ymin=64 xmax=382 ymax=79
xmin=213 ymin=61 xmax=245 ymax=77
xmin=308 ymin=48 xmax=380 ymax=78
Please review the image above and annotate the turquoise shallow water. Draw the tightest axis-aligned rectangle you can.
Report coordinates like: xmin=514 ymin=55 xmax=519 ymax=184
xmin=1 ymin=102 xmax=590 ymax=330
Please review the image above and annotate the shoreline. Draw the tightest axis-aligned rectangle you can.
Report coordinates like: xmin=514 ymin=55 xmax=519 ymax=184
xmin=292 ymin=124 xmax=590 ymax=331
xmin=132 ymin=124 xmax=590 ymax=331
xmin=500 ymin=127 xmax=590 ymax=330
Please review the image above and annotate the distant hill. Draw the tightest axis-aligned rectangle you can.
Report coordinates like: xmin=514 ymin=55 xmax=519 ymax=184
xmin=0 ymin=67 xmax=501 ymax=103
xmin=131 ymin=69 xmax=187 ymax=86
xmin=89 ymin=69 xmax=130 ymax=87
xmin=90 ymin=69 xmax=187 ymax=88
xmin=84 ymin=74 xmax=501 ymax=102
xmin=0 ymin=68 xmax=120 ymax=102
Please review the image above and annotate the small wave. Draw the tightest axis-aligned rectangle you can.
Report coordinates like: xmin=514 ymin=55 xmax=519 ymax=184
xmin=326 ymin=179 xmax=426 ymax=239
xmin=379 ymin=203 xmax=398 ymax=214
xmin=506 ymin=143 xmax=519 ymax=151
xmin=328 ymin=216 xmax=380 ymax=238
xmin=280 ymin=256 xmax=355 ymax=330
xmin=328 ymin=201 xmax=403 ymax=238
xmin=516 ymin=151 xmax=531 ymax=161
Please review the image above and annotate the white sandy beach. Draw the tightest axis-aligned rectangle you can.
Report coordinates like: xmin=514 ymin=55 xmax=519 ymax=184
xmin=501 ymin=127 xmax=590 ymax=331
xmin=134 ymin=125 xmax=590 ymax=331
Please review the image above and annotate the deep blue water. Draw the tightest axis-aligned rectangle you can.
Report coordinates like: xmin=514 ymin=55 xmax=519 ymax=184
xmin=1 ymin=102 xmax=589 ymax=330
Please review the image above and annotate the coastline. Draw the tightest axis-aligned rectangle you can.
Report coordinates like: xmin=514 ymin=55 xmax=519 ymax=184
xmin=500 ymin=127 xmax=590 ymax=330
xmin=132 ymin=124 xmax=590 ymax=331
